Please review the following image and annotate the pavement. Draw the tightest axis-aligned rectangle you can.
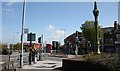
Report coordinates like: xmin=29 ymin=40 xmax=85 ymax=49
xmin=16 ymin=53 xmax=77 ymax=71
xmin=18 ymin=60 xmax=62 ymax=69
xmin=16 ymin=53 xmax=64 ymax=71
xmin=0 ymin=52 xmax=78 ymax=71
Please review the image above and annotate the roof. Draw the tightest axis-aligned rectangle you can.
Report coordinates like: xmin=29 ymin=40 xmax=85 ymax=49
xmin=66 ymin=31 xmax=82 ymax=39
xmin=65 ymin=31 xmax=82 ymax=42
xmin=102 ymin=27 xmax=114 ymax=34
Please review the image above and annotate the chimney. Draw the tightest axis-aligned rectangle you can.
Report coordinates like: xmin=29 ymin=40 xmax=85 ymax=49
xmin=114 ymin=21 xmax=118 ymax=29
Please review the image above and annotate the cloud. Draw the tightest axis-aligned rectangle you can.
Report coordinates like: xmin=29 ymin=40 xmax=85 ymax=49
xmin=46 ymin=25 xmax=64 ymax=42
xmin=2 ymin=0 xmax=15 ymax=15
xmin=6 ymin=2 xmax=14 ymax=7
xmin=4 ymin=0 xmax=15 ymax=7
xmin=52 ymin=30 xmax=64 ymax=39
xmin=3 ymin=8 xmax=14 ymax=12
xmin=47 ymin=25 xmax=55 ymax=30
xmin=2 ymin=8 xmax=14 ymax=15
xmin=46 ymin=25 xmax=64 ymax=39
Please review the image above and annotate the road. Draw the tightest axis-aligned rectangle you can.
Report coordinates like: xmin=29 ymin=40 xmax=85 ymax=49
xmin=0 ymin=52 xmax=61 ymax=67
xmin=0 ymin=52 xmax=29 ymax=70
xmin=0 ymin=52 xmax=69 ymax=70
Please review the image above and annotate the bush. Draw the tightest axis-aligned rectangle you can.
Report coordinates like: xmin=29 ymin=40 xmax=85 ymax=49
xmin=84 ymin=53 xmax=120 ymax=71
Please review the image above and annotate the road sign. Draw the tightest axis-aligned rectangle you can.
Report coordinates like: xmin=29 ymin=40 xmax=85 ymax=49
xmin=24 ymin=28 xmax=29 ymax=34
xmin=27 ymin=33 xmax=36 ymax=41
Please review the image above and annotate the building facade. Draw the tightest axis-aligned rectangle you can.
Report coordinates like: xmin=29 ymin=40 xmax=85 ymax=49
xmin=64 ymin=31 xmax=88 ymax=54
xmin=102 ymin=21 xmax=120 ymax=53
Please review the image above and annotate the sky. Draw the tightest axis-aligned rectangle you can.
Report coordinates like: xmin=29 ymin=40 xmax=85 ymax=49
xmin=1 ymin=1 xmax=119 ymax=45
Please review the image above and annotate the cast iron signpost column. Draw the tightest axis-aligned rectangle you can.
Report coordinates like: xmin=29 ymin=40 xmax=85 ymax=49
xmin=93 ymin=1 xmax=101 ymax=54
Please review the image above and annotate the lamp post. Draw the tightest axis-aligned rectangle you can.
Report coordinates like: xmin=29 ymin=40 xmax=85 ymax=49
xmin=93 ymin=1 xmax=100 ymax=54
xmin=20 ymin=0 xmax=26 ymax=68
xmin=60 ymin=29 xmax=65 ymax=44
xmin=16 ymin=32 xmax=20 ymax=43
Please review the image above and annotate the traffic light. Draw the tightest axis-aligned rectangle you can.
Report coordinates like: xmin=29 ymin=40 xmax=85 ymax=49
xmin=56 ymin=42 xmax=58 ymax=48
xmin=52 ymin=41 xmax=56 ymax=50
xmin=38 ymin=37 xmax=41 ymax=43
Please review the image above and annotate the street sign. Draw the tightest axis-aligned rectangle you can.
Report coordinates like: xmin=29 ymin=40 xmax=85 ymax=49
xmin=24 ymin=28 xmax=29 ymax=34
xmin=27 ymin=33 xmax=36 ymax=41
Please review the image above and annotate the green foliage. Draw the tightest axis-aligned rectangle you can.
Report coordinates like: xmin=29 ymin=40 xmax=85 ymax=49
xmin=14 ymin=43 xmax=21 ymax=50
xmin=0 ymin=44 xmax=2 ymax=48
xmin=58 ymin=42 xmax=61 ymax=48
xmin=81 ymin=20 xmax=102 ymax=44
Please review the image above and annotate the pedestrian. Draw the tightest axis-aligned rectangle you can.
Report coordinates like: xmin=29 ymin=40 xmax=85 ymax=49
xmin=32 ymin=48 xmax=36 ymax=64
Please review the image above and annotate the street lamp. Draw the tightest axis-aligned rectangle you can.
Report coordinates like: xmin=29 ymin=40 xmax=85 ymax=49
xmin=16 ymin=32 xmax=20 ymax=43
xmin=93 ymin=1 xmax=101 ymax=54
xmin=20 ymin=0 xmax=26 ymax=68
xmin=60 ymin=29 xmax=65 ymax=44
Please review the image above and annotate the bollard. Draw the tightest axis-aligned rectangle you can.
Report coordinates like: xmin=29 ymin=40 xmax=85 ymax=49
xmin=19 ymin=53 xmax=22 ymax=68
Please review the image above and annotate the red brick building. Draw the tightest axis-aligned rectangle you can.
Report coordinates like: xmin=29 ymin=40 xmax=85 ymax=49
xmin=23 ymin=43 xmax=42 ymax=51
xmin=102 ymin=21 xmax=120 ymax=52
xmin=64 ymin=31 xmax=88 ymax=54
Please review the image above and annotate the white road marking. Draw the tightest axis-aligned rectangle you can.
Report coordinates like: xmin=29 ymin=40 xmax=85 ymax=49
xmin=0 ymin=62 xmax=4 ymax=64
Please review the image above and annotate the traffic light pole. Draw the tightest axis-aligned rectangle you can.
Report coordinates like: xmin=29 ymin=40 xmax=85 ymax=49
xmin=41 ymin=35 xmax=43 ymax=60
xmin=38 ymin=35 xmax=43 ymax=61
xmin=29 ymin=33 xmax=32 ymax=65
xmin=30 ymin=33 xmax=32 ymax=47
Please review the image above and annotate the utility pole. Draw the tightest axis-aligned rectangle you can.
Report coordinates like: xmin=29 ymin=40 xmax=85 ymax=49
xmin=20 ymin=0 xmax=26 ymax=68
xmin=41 ymin=35 xmax=43 ymax=51
xmin=93 ymin=1 xmax=101 ymax=54
xmin=41 ymin=35 xmax=43 ymax=60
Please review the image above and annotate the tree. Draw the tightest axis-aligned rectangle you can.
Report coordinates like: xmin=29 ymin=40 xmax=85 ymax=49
xmin=81 ymin=20 xmax=102 ymax=47
xmin=14 ymin=43 xmax=21 ymax=50
xmin=0 ymin=44 xmax=2 ymax=48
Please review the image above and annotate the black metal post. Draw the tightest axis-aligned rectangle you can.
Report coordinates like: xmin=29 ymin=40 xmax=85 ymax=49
xmin=29 ymin=33 xmax=32 ymax=65
xmin=20 ymin=35 xmax=22 ymax=68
